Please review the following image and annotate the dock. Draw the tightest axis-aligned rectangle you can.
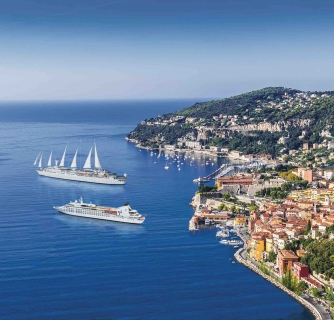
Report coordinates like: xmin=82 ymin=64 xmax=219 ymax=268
xmin=193 ymin=161 xmax=266 ymax=183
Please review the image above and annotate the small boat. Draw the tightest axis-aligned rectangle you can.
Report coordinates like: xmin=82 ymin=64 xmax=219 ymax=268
xmin=204 ymin=218 xmax=211 ymax=226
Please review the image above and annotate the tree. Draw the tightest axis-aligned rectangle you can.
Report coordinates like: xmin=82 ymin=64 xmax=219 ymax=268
xmin=306 ymin=220 xmax=311 ymax=233
xmin=218 ymin=203 xmax=226 ymax=211
xmin=281 ymin=269 xmax=298 ymax=292
xmin=230 ymin=205 xmax=236 ymax=213
xmin=296 ymin=281 xmax=307 ymax=295
xmin=308 ymin=287 xmax=321 ymax=298
xmin=249 ymin=205 xmax=258 ymax=212
xmin=268 ymin=251 xmax=277 ymax=263
xmin=284 ymin=239 xmax=300 ymax=253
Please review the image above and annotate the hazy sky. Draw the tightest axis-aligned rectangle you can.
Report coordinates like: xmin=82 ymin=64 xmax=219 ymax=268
xmin=1 ymin=0 xmax=334 ymax=100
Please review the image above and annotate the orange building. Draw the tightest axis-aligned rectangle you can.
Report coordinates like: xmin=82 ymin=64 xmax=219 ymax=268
xmin=277 ymin=250 xmax=299 ymax=277
xmin=303 ymin=170 xmax=313 ymax=183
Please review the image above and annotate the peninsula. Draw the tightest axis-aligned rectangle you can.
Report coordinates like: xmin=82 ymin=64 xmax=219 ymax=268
xmin=127 ymin=87 xmax=334 ymax=160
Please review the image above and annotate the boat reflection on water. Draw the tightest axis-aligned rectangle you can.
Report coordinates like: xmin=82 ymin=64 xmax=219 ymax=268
xmin=54 ymin=214 xmax=146 ymax=235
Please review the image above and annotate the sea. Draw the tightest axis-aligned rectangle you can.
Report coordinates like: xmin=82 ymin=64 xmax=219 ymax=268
xmin=0 ymin=100 xmax=313 ymax=320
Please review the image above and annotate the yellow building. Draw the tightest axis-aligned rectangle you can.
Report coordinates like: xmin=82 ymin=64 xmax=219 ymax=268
xmin=265 ymin=237 xmax=273 ymax=253
xmin=249 ymin=233 xmax=266 ymax=261
xmin=234 ymin=215 xmax=247 ymax=227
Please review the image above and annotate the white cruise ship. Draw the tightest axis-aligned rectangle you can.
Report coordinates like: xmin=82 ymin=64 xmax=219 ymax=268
xmin=35 ymin=144 xmax=126 ymax=185
xmin=54 ymin=197 xmax=145 ymax=224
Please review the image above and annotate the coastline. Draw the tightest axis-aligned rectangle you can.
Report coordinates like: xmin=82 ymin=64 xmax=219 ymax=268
xmin=234 ymin=248 xmax=324 ymax=320
xmin=125 ymin=138 xmax=250 ymax=161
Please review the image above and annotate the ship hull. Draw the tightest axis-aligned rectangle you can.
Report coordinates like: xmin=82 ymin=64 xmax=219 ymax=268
xmin=55 ymin=207 xmax=144 ymax=224
xmin=37 ymin=169 xmax=125 ymax=185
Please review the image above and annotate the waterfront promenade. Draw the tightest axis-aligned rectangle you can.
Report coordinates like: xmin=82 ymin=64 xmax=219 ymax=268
xmin=234 ymin=247 xmax=331 ymax=320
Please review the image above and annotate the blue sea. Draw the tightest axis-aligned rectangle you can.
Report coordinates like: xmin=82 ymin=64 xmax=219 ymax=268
xmin=0 ymin=100 xmax=313 ymax=320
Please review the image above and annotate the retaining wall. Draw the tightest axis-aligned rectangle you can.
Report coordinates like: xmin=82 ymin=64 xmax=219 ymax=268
xmin=234 ymin=248 xmax=322 ymax=320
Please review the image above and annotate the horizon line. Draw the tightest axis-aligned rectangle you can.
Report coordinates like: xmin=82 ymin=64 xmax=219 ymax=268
xmin=0 ymin=97 xmax=223 ymax=103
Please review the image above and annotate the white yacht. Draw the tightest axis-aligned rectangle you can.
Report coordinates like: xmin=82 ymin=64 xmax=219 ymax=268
xmin=35 ymin=143 xmax=126 ymax=185
xmin=54 ymin=197 xmax=145 ymax=224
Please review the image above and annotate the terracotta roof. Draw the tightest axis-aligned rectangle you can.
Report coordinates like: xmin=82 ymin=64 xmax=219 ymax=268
xmin=302 ymin=277 xmax=323 ymax=288
xmin=279 ymin=250 xmax=298 ymax=259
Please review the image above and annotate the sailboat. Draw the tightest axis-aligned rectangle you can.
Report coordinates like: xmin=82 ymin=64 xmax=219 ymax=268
xmin=35 ymin=143 xmax=127 ymax=185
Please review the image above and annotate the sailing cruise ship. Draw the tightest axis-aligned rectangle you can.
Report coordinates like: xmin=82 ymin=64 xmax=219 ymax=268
xmin=54 ymin=197 xmax=145 ymax=224
xmin=35 ymin=144 xmax=126 ymax=185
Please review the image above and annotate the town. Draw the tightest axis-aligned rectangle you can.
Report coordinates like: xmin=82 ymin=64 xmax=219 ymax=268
xmin=190 ymin=151 xmax=334 ymax=319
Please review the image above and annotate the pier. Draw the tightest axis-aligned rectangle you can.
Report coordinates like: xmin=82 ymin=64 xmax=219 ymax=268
xmin=193 ymin=160 xmax=266 ymax=183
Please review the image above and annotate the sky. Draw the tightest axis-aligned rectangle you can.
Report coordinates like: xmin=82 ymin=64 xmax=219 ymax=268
xmin=1 ymin=0 xmax=334 ymax=100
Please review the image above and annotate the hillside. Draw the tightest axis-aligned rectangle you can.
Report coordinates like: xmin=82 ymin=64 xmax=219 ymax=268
xmin=127 ymin=87 xmax=334 ymax=156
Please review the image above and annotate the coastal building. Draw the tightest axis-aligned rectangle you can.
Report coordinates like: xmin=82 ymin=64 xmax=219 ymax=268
xmin=277 ymin=250 xmax=299 ymax=277
xmin=234 ymin=215 xmax=247 ymax=227
xmin=216 ymin=175 xmax=253 ymax=188
xmin=292 ymin=262 xmax=309 ymax=281
xmin=265 ymin=236 xmax=273 ymax=253
xmin=185 ymin=141 xmax=202 ymax=149
xmin=229 ymin=150 xmax=243 ymax=158
xmin=249 ymin=233 xmax=266 ymax=261
xmin=302 ymin=277 xmax=323 ymax=291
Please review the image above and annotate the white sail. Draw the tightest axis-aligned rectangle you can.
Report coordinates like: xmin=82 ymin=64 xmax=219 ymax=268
xmin=47 ymin=151 xmax=53 ymax=167
xmin=38 ymin=154 xmax=43 ymax=168
xmin=59 ymin=146 xmax=67 ymax=167
xmin=34 ymin=152 xmax=41 ymax=165
xmin=83 ymin=147 xmax=92 ymax=169
xmin=94 ymin=143 xmax=102 ymax=169
xmin=71 ymin=149 xmax=78 ymax=168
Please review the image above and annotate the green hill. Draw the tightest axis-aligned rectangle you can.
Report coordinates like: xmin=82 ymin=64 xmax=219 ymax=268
xmin=127 ymin=87 xmax=334 ymax=156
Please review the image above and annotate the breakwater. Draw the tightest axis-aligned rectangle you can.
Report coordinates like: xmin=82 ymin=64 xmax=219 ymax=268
xmin=234 ymin=248 xmax=323 ymax=320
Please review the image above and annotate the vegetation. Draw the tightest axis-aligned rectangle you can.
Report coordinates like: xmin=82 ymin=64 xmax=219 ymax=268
xmin=279 ymin=269 xmax=306 ymax=295
xmin=255 ymin=187 xmax=288 ymax=200
xmin=301 ymin=233 xmax=334 ymax=280
xmin=268 ymin=251 xmax=277 ymax=263
xmin=128 ymin=87 xmax=334 ymax=156
xmin=255 ymin=179 xmax=308 ymax=199
xmin=278 ymin=171 xmax=299 ymax=181
xmin=198 ymin=184 xmax=217 ymax=193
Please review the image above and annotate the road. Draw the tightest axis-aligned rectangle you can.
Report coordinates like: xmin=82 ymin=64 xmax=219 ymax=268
xmin=301 ymin=294 xmax=332 ymax=320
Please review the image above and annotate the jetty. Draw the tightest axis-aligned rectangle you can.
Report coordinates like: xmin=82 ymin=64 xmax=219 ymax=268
xmin=189 ymin=217 xmax=199 ymax=231
xmin=193 ymin=161 xmax=265 ymax=183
